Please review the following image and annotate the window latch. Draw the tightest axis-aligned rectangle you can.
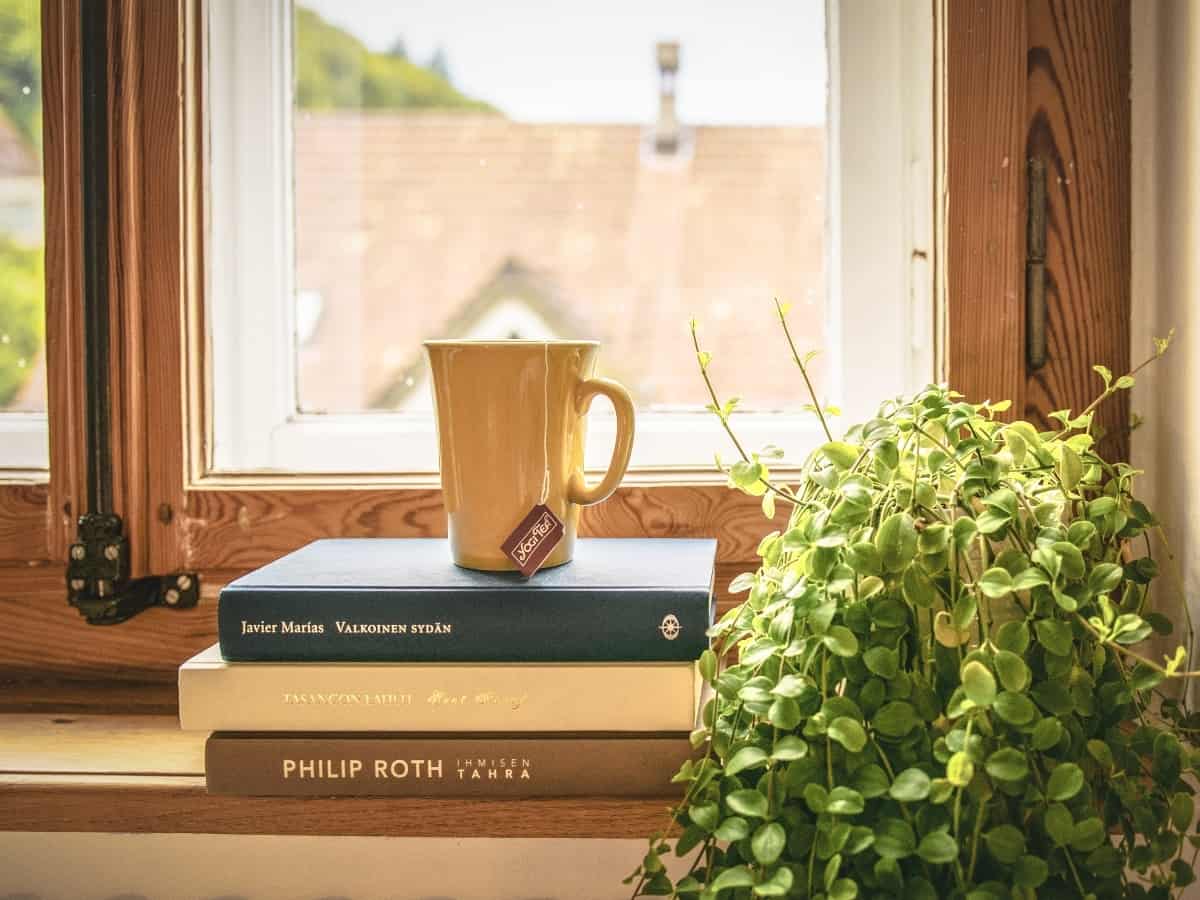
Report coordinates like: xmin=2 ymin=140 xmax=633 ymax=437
xmin=68 ymin=0 xmax=198 ymax=625
xmin=67 ymin=513 xmax=198 ymax=625
xmin=1026 ymin=158 xmax=1048 ymax=371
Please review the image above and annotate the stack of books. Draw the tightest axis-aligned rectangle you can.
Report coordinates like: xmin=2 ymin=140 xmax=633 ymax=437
xmin=178 ymin=537 xmax=715 ymax=797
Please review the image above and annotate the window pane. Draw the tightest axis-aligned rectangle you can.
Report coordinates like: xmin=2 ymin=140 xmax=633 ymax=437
xmin=0 ymin=0 xmax=44 ymax=414
xmin=293 ymin=0 xmax=825 ymax=415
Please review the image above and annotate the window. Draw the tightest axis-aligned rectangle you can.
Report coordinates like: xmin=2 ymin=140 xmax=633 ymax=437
xmin=0 ymin=0 xmax=47 ymax=472
xmin=207 ymin=0 xmax=934 ymax=476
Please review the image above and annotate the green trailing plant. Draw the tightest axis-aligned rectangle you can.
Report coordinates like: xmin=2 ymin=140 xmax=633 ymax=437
xmin=628 ymin=306 xmax=1198 ymax=899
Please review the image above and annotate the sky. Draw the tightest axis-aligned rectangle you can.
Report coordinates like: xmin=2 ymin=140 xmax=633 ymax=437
xmin=298 ymin=0 xmax=827 ymax=126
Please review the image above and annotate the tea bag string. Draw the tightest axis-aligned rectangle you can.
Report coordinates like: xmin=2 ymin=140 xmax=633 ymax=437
xmin=539 ymin=342 xmax=550 ymax=506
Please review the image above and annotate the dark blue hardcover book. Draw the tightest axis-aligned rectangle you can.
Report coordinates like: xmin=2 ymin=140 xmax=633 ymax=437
xmin=218 ymin=538 xmax=716 ymax=662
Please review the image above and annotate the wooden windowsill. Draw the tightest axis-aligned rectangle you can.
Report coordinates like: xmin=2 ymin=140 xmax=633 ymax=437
xmin=0 ymin=703 xmax=674 ymax=839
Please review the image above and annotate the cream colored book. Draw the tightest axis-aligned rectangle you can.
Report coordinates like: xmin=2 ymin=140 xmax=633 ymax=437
xmin=178 ymin=644 xmax=700 ymax=732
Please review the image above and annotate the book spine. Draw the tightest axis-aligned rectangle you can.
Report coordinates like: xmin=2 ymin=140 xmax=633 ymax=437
xmin=205 ymin=733 xmax=692 ymax=797
xmin=179 ymin=659 xmax=698 ymax=732
xmin=218 ymin=586 xmax=712 ymax=662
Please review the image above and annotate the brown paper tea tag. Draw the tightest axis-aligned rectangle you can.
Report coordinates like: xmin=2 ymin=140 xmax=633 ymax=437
xmin=501 ymin=504 xmax=566 ymax=577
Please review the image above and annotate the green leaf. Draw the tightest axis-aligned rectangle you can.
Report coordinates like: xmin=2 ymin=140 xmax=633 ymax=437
xmin=770 ymin=735 xmax=809 ymax=761
xmin=725 ymin=746 xmax=769 ymax=776
xmin=820 ymin=441 xmax=862 ymax=470
xmin=698 ymin=649 xmax=718 ymax=682
xmin=1058 ymin=444 xmax=1083 ymax=492
xmin=889 ymin=768 xmax=932 ymax=802
xmin=946 ymin=751 xmax=974 ymax=787
xmin=751 ymin=822 xmax=786 ymax=864
xmin=1013 ymin=854 xmax=1049 ymax=888
xmin=874 ymin=701 xmax=919 ymax=738
xmin=770 ymin=674 xmax=809 ymax=698
xmin=1088 ymin=562 xmax=1124 ymax=595
xmin=1171 ymin=793 xmax=1195 ymax=832
xmin=863 ymin=646 xmax=900 ymax=679
xmin=828 ymin=878 xmax=858 ymax=900
xmin=1031 ymin=717 xmax=1064 ymax=751
xmin=728 ymin=572 xmax=756 ymax=594
xmin=994 ymin=650 xmax=1031 ymax=692
xmin=753 ymin=865 xmax=794 ymax=897
xmin=828 ymin=717 xmax=868 ymax=753
xmin=985 ymin=747 xmax=1029 ymax=781
xmin=714 ymin=816 xmax=750 ymax=842
xmin=961 ymin=660 xmax=997 ymax=707
xmin=917 ymin=831 xmax=959 ymax=865
xmin=823 ymin=626 xmax=860 ymax=658
xmin=709 ymin=865 xmax=755 ymax=892
xmin=874 ymin=818 xmax=917 ymax=860
xmin=1044 ymin=803 xmax=1074 ymax=846
xmin=994 ymin=691 xmax=1037 ymax=725
xmin=767 ymin=697 xmax=802 ymax=730
xmin=995 ymin=620 xmax=1031 ymax=653
xmin=1035 ymin=618 xmax=1073 ymax=656
xmin=1012 ymin=571 xmax=1051 ymax=592
xmin=984 ymin=824 xmax=1026 ymax=864
xmin=850 ymin=764 xmax=890 ymax=798
xmin=902 ymin=565 xmax=937 ymax=607
xmin=827 ymin=786 xmax=866 ymax=816
xmin=846 ymin=541 xmax=882 ymax=576
xmin=1046 ymin=763 xmax=1084 ymax=801
xmin=726 ymin=789 xmax=769 ymax=819
xmin=1070 ymin=817 xmax=1107 ymax=852
xmin=689 ymin=801 xmax=720 ymax=832
xmin=979 ymin=567 xmax=1013 ymax=599
xmin=876 ymin=512 xmax=919 ymax=573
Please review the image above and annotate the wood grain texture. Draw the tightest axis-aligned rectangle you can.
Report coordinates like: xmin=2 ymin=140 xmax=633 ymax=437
xmin=0 ymin=712 xmax=675 ymax=837
xmin=179 ymin=485 xmax=784 ymax=572
xmin=1024 ymin=0 xmax=1131 ymax=455
xmin=946 ymin=0 xmax=1028 ymax=412
xmin=0 ymin=774 xmax=671 ymax=838
xmin=0 ymin=559 xmax=754 ymax=684
xmin=0 ymin=484 xmax=50 ymax=562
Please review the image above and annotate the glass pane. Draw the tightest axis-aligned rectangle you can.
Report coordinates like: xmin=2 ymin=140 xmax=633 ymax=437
xmin=293 ymin=0 xmax=825 ymax=415
xmin=0 ymin=0 xmax=44 ymax=413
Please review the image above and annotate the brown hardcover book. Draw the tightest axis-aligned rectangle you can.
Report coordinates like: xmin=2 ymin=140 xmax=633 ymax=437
xmin=205 ymin=731 xmax=695 ymax=798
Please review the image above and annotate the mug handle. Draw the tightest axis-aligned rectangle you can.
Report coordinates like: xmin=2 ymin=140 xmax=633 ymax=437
xmin=566 ymin=377 xmax=635 ymax=506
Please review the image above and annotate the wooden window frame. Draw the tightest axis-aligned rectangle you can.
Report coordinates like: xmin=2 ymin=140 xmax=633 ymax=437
xmin=0 ymin=0 xmax=1131 ymax=690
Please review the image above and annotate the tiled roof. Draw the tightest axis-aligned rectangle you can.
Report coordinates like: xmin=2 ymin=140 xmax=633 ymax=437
xmin=294 ymin=112 xmax=825 ymax=413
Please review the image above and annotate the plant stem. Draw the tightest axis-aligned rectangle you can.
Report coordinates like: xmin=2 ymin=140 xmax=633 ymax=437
xmin=1076 ymin=614 xmax=1200 ymax=678
xmin=773 ymin=298 xmax=834 ymax=442
xmin=691 ymin=322 xmax=800 ymax=505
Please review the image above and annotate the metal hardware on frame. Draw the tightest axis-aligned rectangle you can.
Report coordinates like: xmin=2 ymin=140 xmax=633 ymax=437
xmin=68 ymin=0 xmax=198 ymax=625
xmin=1026 ymin=158 xmax=1048 ymax=371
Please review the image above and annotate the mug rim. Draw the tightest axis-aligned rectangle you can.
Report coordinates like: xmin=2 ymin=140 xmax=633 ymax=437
xmin=423 ymin=339 xmax=600 ymax=348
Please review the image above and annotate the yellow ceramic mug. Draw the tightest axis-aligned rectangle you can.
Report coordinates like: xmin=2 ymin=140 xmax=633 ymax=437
xmin=425 ymin=340 xmax=635 ymax=571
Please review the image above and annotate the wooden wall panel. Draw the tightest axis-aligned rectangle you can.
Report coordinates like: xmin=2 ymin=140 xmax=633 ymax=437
xmin=1024 ymin=0 xmax=1131 ymax=455
xmin=179 ymin=484 xmax=786 ymax=572
xmin=0 ymin=485 xmax=50 ymax=563
xmin=946 ymin=0 xmax=1028 ymax=411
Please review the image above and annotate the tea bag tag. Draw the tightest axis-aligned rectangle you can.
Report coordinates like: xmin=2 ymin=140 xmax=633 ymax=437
xmin=501 ymin=503 xmax=565 ymax=577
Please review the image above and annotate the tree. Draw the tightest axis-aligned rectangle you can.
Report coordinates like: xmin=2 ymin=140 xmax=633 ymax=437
xmin=427 ymin=46 xmax=451 ymax=83
xmin=0 ymin=239 xmax=43 ymax=407
xmin=384 ymin=36 xmax=408 ymax=60
xmin=0 ymin=0 xmax=40 ymax=148
xmin=294 ymin=7 xmax=492 ymax=113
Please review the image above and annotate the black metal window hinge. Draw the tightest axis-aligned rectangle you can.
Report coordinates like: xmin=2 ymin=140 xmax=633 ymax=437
xmin=1026 ymin=157 xmax=1048 ymax=371
xmin=68 ymin=0 xmax=197 ymax=625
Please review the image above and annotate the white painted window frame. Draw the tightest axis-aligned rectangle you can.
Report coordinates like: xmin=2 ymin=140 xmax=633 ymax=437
xmin=204 ymin=0 xmax=934 ymax=476
xmin=0 ymin=412 xmax=49 ymax=473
